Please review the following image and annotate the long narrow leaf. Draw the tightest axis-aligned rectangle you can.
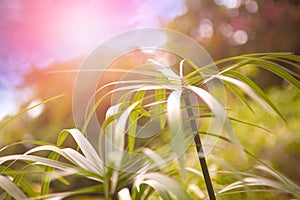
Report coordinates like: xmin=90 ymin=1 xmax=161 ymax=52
xmin=0 ymin=175 xmax=27 ymax=200
xmin=167 ymin=90 xmax=186 ymax=177
xmin=0 ymin=94 xmax=65 ymax=129
xmin=187 ymin=86 xmax=243 ymax=152
xmin=135 ymin=173 xmax=192 ymax=200
xmin=221 ymin=72 xmax=286 ymax=121
xmin=59 ymin=129 xmax=103 ymax=170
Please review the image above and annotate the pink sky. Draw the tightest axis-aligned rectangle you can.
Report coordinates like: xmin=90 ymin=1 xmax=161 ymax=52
xmin=0 ymin=0 xmax=187 ymax=120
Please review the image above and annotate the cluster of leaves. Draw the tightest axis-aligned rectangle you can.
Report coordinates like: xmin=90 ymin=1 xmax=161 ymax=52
xmin=0 ymin=53 xmax=300 ymax=199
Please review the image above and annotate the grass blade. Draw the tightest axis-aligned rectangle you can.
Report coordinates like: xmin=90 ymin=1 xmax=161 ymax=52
xmin=0 ymin=94 xmax=65 ymax=129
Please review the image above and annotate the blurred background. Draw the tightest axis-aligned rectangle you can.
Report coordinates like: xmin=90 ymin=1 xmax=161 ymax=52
xmin=0 ymin=0 xmax=299 ymax=188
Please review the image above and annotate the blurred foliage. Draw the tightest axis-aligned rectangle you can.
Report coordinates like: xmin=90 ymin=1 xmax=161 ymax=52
xmin=228 ymin=85 xmax=300 ymax=184
xmin=168 ymin=0 xmax=300 ymax=57
xmin=167 ymin=0 xmax=300 ymax=88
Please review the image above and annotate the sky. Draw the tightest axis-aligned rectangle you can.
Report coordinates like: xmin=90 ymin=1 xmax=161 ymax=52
xmin=0 ymin=0 xmax=187 ymax=120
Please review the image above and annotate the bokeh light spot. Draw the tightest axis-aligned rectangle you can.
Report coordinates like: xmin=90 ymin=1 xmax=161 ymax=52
xmin=219 ymin=23 xmax=233 ymax=38
xmin=227 ymin=8 xmax=239 ymax=17
xmin=231 ymin=30 xmax=248 ymax=45
xmin=245 ymin=0 xmax=258 ymax=14
xmin=192 ymin=19 xmax=214 ymax=42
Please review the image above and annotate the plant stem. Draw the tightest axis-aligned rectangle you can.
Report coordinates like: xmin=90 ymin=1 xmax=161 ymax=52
xmin=184 ymin=96 xmax=216 ymax=200
xmin=110 ymin=193 xmax=117 ymax=200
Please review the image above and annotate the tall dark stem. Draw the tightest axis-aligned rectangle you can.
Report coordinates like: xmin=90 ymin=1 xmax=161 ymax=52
xmin=110 ymin=192 xmax=117 ymax=200
xmin=184 ymin=95 xmax=216 ymax=200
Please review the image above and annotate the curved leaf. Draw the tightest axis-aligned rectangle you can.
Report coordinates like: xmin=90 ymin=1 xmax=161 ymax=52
xmin=135 ymin=173 xmax=192 ymax=200
xmin=187 ymin=85 xmax=242 ymax=152
xmin=221 ymin=72 xmax=286 ymax=121
xmin=167 ymin=90 xmax=186 ymax=177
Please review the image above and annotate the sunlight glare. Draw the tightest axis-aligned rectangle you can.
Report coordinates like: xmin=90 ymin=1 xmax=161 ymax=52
xmin=55 ymin=8 xmax=100 ymax=56
xmin=214 ymin=0 xmax=241 ymax=9
xmin=27 ymin=99 xmax=44 ymax=119
xmin=0 ymin=89 xmax=18 ymax=120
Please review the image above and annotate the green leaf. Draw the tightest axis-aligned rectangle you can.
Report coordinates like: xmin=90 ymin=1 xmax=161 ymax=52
xmin=135 ymin=173 xmax=192 ymax=200
xmin=155 ymin=75 xmax=167 ymax=129
xmin=59 ymin=129 xmax=103 ymax=170
xmin=223 ymin=81 xmax=254 ymax=113
xmin=250 ymin=58 xmax=300 ymax=88
xmin=128 ymin=90 xmax=147 ymax=152
xmin=142 ymin=148 xmax=167 ymax=170
xmin=167 ymin=90 xmax=186 ymax=177
xmin=83 ymin=84 xmax=176 ymax=134
xmin=0 ymin=155 xmax=74 ymax=171
xmin=34 ymin=184 xmax=104 ymax=200
xmin=5 ymin=165 xmax=36 ymax=200
xmin=140 ymin=180 xmax=172 ymax=200
xmin=0 ymin=94 xmax=65 ymax=129
xmin=25 ymin=145 xmax=102 ymax=175
xmin=221 ymin=72 xmax=286 ymax=122
xmin=41 ymin=151 xmax=60 ymax=198
xmin=187 ymin=86 xmax=243 ymax=152
xmin=0 ymin=175 xmax=27 ymax=200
